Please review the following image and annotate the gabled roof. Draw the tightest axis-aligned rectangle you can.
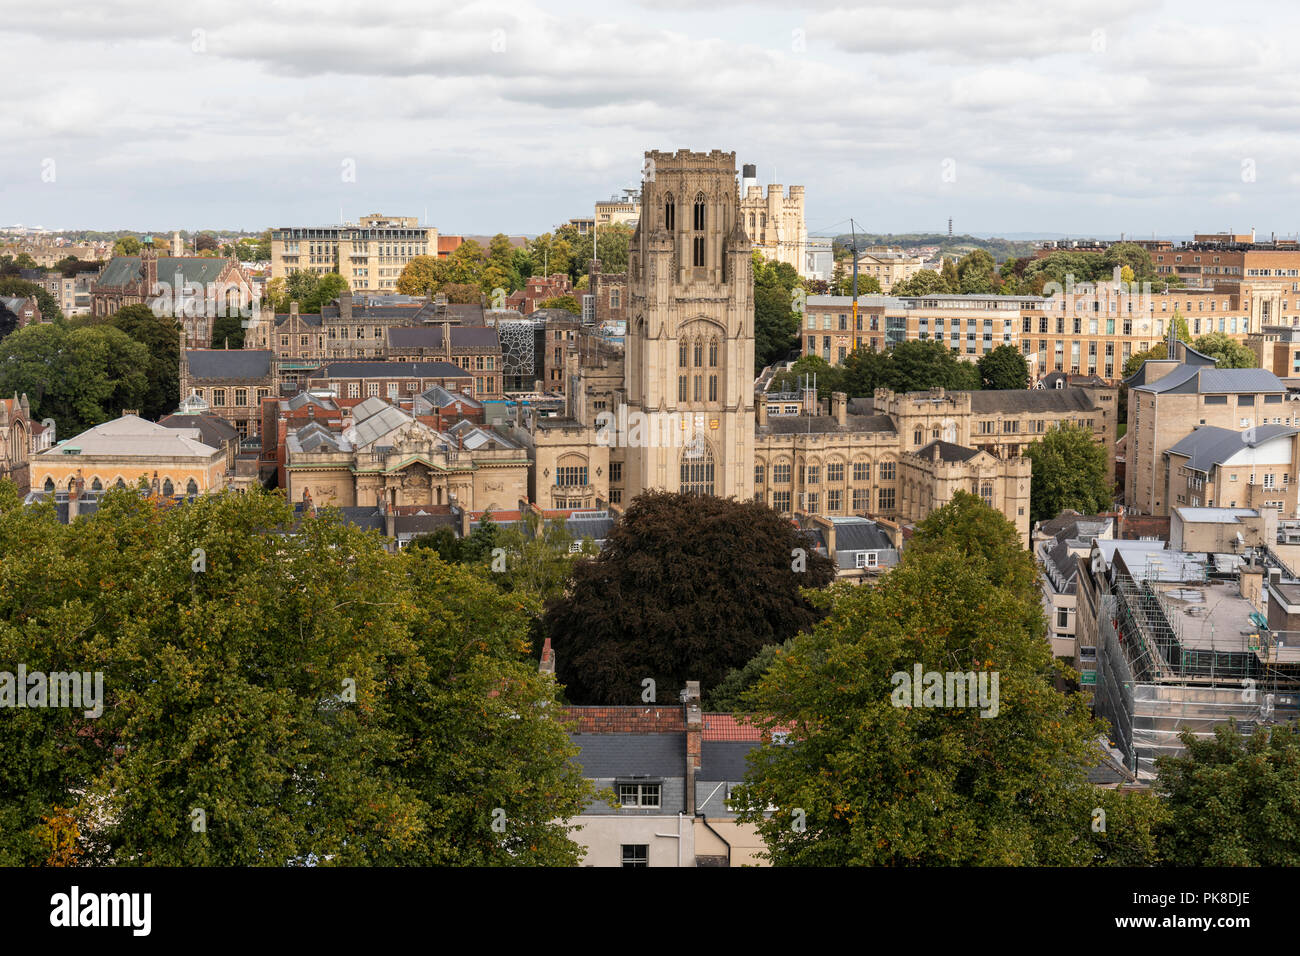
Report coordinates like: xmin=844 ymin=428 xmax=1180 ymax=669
xmin=1132 ymin=364 xmax=1285 ymax=395
xmin=967 ymin=388 xmax=1098 ymax=414
xmin=97 ymin=255 xmax=233 ymax=289
xmin=916 ymin=439 xmax=979 ymax=463
xmin=157 ymin=413 xmax=239 ymax=447
xmin=1166 ymin=424 xmax=1297 ymax=472
xmin=184 ymin=349 xmax=273 ymax=380
xmin=419 ymin=384 xmax=482 ymax=410
xmin=42 ymin=415 xmax=220 ymax=459
xmin=831 ymin=518 xmax=895 ymax=552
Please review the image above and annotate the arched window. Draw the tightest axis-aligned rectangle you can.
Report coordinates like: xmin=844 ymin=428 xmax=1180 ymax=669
xmin=693 ymin=339 xmax=703 ymax=367
xmin=679 ymin=341 xmax=688 ymax=367
xmin=914 ymin=427 xmax=922 ymax=446
xmin=187 ymin=478 xmax=199 ymax=496
xmin=91 ymin=478 xmax=102 ymax=491
xmin=708 ymin=374 xmax=718 ymax=402
xmin=67 ymin=477 xmax=76 ymax=490
xmin=162 ymin=478 xmax=174 ymax=497
xmin=693 ymin=193 xmax=706 ymax=230
xmin=980 ymin=481 xmax=994 ymax=507
xmin=115 ymin=477 xmax=126 ymax=489
xmin=43 ymin=477 xmax=54 ymax=492
xmin=708 ymin=339 xmax=718 ymax=367
xmin=680 ymin=437 xmax=715 ymax=497
xmin=664 ymin=193 xmax=675 ymax=231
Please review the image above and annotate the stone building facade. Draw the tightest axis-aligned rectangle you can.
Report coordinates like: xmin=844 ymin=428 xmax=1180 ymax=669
xmin=0 ymin=393 xmax=32 ymax=493
xmin=282 ymin=397 xmax=529 ymax=513
xmin=621 ymin=149 xmax=756 ymax=501
xmin=738 ymin=165 xmax=807 ymax=276
xmin=179 ymin=346 xmax=278 ymax=438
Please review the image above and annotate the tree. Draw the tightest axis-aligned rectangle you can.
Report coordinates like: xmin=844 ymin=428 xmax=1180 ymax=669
xmin=0 ymin=488 xmax=593 ymax=866
xmin=112 ymin=236 xmax=142 ymax=257
xmin=705 ymin=639 xmax=793 ymax=711
xmin=594 ymin=223 xmax=632 ymax=273
xmin=957 ymin=249 xmax=997 ymax=294
xmin=210 ymin=314 xmax=246 ymax=350
xmin=272 ymin=270 xmax=349 ymax=313
xmin=1192 ymin=332 xmax=1256 ymax=369
xmin=193 ymin=233 xmax=219 ymax=253
xmin=939 ymin=257 xmax=961 ymax=293
xmin=891 ymin=269 xmax=946 ymax=297
xmin=830 ymin=262 xmax=880 ymax=297
xmin=106 ymin=304 xmax=182 ymax=420
xmin=397 ymin=255 xmax=444 ymax=297
xmin=538 ymin=295 xmax=581 ymax=315
xmin=977 ymin=343 xmax=1029 ymax=390
xmin=440 ymin=283 xmax=482 ymax=305
xmin=755 ymin=253 xmax=802 ymax=371
xmin=881 ymin=340 xmax=980 ymax=393
xmin=1023 ymin=422 xmax=1112 ymax=524
xmin=731 ymin=492 xmax=1162 ymax=865
xmin=545 ymin=491 xmax=835 ymax=705
xmin=0 ymin=323 xmax=148 ymax=436
xmin=769 ymin=355 xmax=844 ymax=399
xmin=0 ymin=276 xmax=64 ymax=325
xmin=1155 ymin=721 xmax=1300 ymax=866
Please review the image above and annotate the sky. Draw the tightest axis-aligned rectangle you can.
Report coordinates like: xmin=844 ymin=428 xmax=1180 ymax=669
xmin=4 ymin=0 xmax=1300 ymax=239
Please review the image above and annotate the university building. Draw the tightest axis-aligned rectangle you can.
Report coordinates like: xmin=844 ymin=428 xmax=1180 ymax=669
xmin=269 ymin=214 xmax=439 ymax=293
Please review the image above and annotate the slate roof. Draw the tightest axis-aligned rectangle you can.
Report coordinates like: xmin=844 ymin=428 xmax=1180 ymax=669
xmin=386 ymin=326 xmax=499 ymax=349
xmin=274 ymin=312 xmax=323 ymax=327
xmin=42 ymin=415 xmax=220 ymax=458
xmin=309 ymin=361 xmax=468 ymax=378
xmin=157 ymin=414 xmax=239 ymax=447
xmin=967 ymin=388 xmax=1098 ymax=413
xmin=699 ymin=741 xmax=761 ymax=781
xmin=916 ymin=439 xmax=980 ymax=463
xmin=758 ymin=413 xmax=896 ymax=435
xmin=1165 ymin=424 xmax=1297 ymax=472
xmin=420 ymin=384 xmax=482 ymax=410
xmin=1037 ymin=511 xmax=1111 ymax=538
xmin=1131 ymin=364 xmax=1285 ymax=395
xmin=831 ymin=519 xmax=895 ymax=552
xmin=185 ymin=349 xmax=273 ymax=380
xmin=97 ymin=256 xmax=230 ymax=288
xmin=568 ymin=733 xmax=686 ymax=777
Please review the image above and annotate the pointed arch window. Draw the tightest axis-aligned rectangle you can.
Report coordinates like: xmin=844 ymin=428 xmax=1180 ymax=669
xmin=693 ymin=339 xmax=703 ymax=367
xmin=91 ymin=478 xmax=103 ymax=491
xmin=162 ymin=478 xmax=174 ymax=497
xmin=693 ymin=193 xmax=706 ymax=230
xmin=115 ymin=477 xmax=126 ymax=489
xmin=680 ymin=438 xmax=715 ymax=497
xmin=187 ymin=478 xmax=199 ymax=496
xmin=679 ymin=341 xmax=689 ymax=367
xmin=43 ymin=477 xmax=54 ymax=492
xmin=708 ymin=339 xmax=718 ymax=366
xmin=664 ymin=194 xmax=675 ymax=231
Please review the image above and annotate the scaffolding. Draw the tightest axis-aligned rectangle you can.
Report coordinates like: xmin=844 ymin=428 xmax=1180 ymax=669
xmin=1096 ymin=551 xmax=1300 ymax=778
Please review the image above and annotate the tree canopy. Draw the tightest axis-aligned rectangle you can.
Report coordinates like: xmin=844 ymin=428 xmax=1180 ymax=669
xmin=977 ymin=343 xmax=1030 ymax=390
xmin=1023 ymin=421 xmax=1113 ymax=525
xmin=545 ymin=491 xmax=835 ymax=705
xmin=730 ymin=492 xmax=1163 ymax=865
xmin=0 ymin=486 xmax=593 ymax=866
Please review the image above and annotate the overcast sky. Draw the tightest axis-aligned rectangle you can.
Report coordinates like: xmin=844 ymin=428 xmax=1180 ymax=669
xmin=5 ymin=0 xmax=1299 ymax=239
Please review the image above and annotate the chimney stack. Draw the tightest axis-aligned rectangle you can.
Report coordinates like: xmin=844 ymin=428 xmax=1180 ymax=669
xmin=757 ymin=392 xmax=769 ymax=427
xmin=684 ymin=680 xmax=702 ymax=814
xmin=832 ymin=391 xmax=848 ymax=426
xmin=539 ymin=637 xmax=556 ymax=675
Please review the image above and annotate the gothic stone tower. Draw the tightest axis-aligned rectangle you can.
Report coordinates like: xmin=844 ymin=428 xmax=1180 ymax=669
xmin=624 ymin=149 xmax=755 ymax=500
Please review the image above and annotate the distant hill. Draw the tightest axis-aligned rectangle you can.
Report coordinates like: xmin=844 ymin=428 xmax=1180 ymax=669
xmin=831 ymin=233 xmax=1038 ymax=263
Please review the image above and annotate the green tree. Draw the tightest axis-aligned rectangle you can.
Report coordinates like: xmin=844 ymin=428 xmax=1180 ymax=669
xmin=939 ymin=257 xmax=961 ymax=293
xmin=957 ymin=249 xmax=997 ymax=294
xmin=1023 ymin=422 xmax=1112 ymax=524
xmin=0 ymin=488 xmax=593 ymax=866
xmin=537 ymin=295 xmax=581 ymax=315
xmin=731 ymin=492 xmax=1161 ymax=865
xmin=0 ymin=276 xmax=64 ymax=325
xmin=545 ymin=491 xmax=835 ymax=705
xmin=705 ymin=639 xmax=793 ymax=711
xmin=210 ymin=314 xmax=246 ymax=350
xmin=977 ymin=343 xmax=1030 ymax=390
xmin=891 ymin=269 xmax=946 ymax=297
xmin=755 ymin=253 xmax=802 ymax=372
xmin=594 ymin=223 xmax=632 ymax=273
xmin=106 ymin=304 xmax=182 ymax=420
xmin=0 ymin=323 xmax=148 ymax=436
xmin=112 ymin=236 xmax=142 ymax=257
xmin=1192 ymin=332 xmax=1256 ymax=368
xmin=1155 ymin=721 xmax=1300 ymax=866
xmin=396 ymin=255 xmax=445 ymax=297
xmin=882 ymin=340 xmax=980 ymax=392
xmin=769 ymin=355 xmax=844 ymax=399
